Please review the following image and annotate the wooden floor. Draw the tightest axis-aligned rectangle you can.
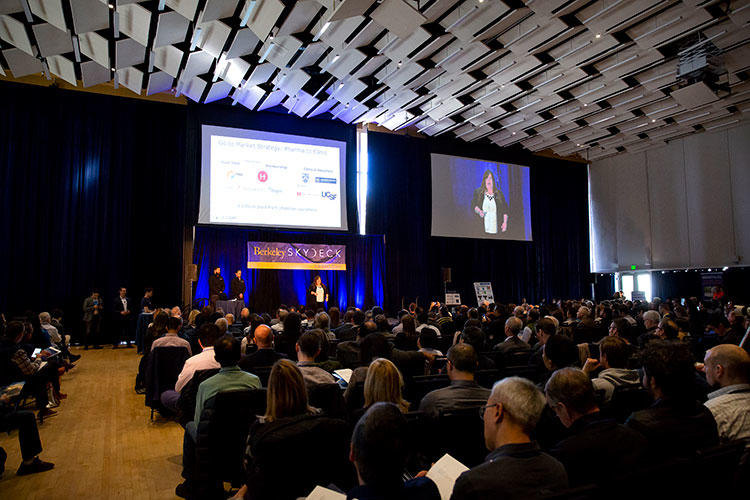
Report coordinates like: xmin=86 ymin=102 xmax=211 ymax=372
xmin=0 ymin=346 xmax=185 ymax=499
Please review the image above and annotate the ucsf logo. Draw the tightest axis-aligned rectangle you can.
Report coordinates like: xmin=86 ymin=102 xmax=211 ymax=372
xmin=321 ymin=191 xmax=337 ymax=200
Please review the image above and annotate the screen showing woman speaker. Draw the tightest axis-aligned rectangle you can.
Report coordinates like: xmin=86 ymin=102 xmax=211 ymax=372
xmin=430 ymin=153 xmax=532 ymax=241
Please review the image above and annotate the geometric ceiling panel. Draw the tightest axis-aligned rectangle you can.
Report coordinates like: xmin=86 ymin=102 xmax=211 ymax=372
xmin=115 ymin=37 xmax=146 ymax=69
xmin=28 ymin=0 xmax=66 ymax=32
xmin=78 ymin=31 xmax=109 ymax=68
xmin=80 ymin=59 xmax=111 ymax=87
xmin=32 ymin=22 xmax=73 ymax=58
xmin=46 ymin=54 xmax=76 ymax=85
xmin=0 ymin=14 xmax=34 ymax=55
xmin=3 ymin=47 xmax=43 ymax=77
xmin=0 ymin=0 xmax=749 ymax=161
xmin=69 ymin=0 xmax=110 ymax=34
xmin=154 ymin=11 xmax=190 ymax=48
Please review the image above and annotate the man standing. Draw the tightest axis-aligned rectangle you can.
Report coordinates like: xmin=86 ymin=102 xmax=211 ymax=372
xmin=230 ymin=269 xmax=245 ymax=301
xmin=113 ymin=287 xmax=133 ymax=348
xmin=209 ymin=267 xmax=226 ymax=300
xmin=141 ymin=288 xmax=155 ymax=313
xmin=82 ymin=290 xmax=103 ymax=350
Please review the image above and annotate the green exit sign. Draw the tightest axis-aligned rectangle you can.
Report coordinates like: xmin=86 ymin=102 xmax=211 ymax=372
xmin=630 ymin=265 xmax=636 ymax=270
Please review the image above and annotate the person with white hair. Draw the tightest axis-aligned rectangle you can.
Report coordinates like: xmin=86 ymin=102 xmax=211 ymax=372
xmin=638 ymin=310 xmax=661 ymax=348
xmin=450 ymin=377 xmax=568 ymax=499
xmin=215 ymin=317 xmax=228 ymax=335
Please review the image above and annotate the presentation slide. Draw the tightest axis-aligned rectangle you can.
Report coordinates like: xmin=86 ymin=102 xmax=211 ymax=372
xmin=199 ymin=125 xmax=347 ymax=230
xmin=431 ymin=154 xmax=532 ymax=241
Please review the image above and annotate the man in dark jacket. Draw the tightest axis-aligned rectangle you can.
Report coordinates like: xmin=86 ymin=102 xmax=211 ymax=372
xmin=230 ymin=270 xmax=245 ymax=301
xmin=625 ymin=341 xmax=719 ymax=460
xmin=208 ymin=267 xmax=226 ymax=300
xmin=545 ymin=367 xmax=647 ymax=486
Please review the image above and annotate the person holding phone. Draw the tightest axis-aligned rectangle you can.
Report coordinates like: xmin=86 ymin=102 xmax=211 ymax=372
xmin=82 ymin=290 xmax=103 ymax=349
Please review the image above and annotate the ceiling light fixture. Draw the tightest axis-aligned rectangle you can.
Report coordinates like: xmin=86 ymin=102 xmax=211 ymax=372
xmin=313 ymin=21 xmax=331 ymax=42
xmin=504 ymin=24 xmax=540 ymax=48
xmin=240 ymin=0 xmax=258 ymax=27
xmin=634 ymin=16 xmax=683 ymax=42
xmin=446 ymin=5 xmax=480 ymax=31
xmin=581 ymin=0 xmax=624 ymax=24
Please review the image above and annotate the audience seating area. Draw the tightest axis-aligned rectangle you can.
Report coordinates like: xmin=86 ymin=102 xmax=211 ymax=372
xmin=2 ymin=296 xmax=749 ymax=500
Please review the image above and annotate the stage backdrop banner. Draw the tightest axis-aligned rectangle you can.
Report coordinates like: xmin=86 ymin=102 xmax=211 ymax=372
xmin=247 ymin=242 xmax=346 ymax=270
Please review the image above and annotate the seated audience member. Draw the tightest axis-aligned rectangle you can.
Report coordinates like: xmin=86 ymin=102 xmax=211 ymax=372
xmin=492 ymin=317 xmax=531 ymax=354
xmin=394 ymin=314 xmax=418 ymax=351
xmin=582 ymin=336 xmax=640 ymax=403
xmin=348 ymin=403 xmax=440 ymax=500
xmin=541 ymin=335 xmax=579 ymax=386
xmin=270 ymin=308 xmax=288 ymax=332
xmin=143 ymin=310 xmax=169 ymax=356
xmin=240 ymin=359 xmax=354 ymax=500
xmin=520 ymin=308 xmax=540 ymax=344
xmin=417 ymin=329 xmax=442 ymax=356
xmin=38 ymin=312 xmax=78 ymax=363
xmin=362 ymin=358 xmax=409 ymax=416
xmin=459 ymin=326 xmax=495 ymax=370
xmin=415 ymin=310 xmax=441 ymax=337
xmin=160 ymin=323 xmax=222 ymax=412
xmin=225 ymin=314 xmax=242 ymax=336
xmin=240 ymin=314 xmax=264 ymax=356
xmin=301 ymin=309 xmax=315 ymax=329
xmin=151 ymin=316 xmax=192 ymax=355
xmin=638 ymin=310 xmax=660 ymax=348
xmin=654 ymin=317 xmax=680 ymax=342
xmin=276 ymin=311 xmax=303 ymax=359
xmin=374 ymin=314 xmax=393 ymax=338
xmin=529 ymin=318 xmax=556 ymax=376
xmin=450 ymin=377 xmax=568 ymax=499
xmin=176 ymin=335 xmax=260 ymax=498
xmin=238 ymin=325 xmax=286 ymax=372
xmin=709 ymin=316 xmax=742 ymax=346
xmin=0 ymin=393 xmax=54 ymax=476
xmin=314 ymin=312 xmax=336 ymax=341
xmin=214 ymin=317 xmax=228 ymax=335
xmin=337 ymin=321 xmax=377 ymax=368
xmin=0 ymin=321 xmax=56 ymax=419
xmin=296 ymin=332 xmax=335 ymax=388
xmin=419 ymin=344 xmax=490 ymax=419
xmin=625 ymin=341 xmax=718 ymax=459
xmin=703 ymin=344 xmax=750 ymax=445
xmin=545 ymin=368 xmax=647 ymax=486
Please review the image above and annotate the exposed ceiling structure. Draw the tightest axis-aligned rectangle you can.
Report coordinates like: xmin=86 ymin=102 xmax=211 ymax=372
xmin=1 ymin=0 xmax=749 ymax=160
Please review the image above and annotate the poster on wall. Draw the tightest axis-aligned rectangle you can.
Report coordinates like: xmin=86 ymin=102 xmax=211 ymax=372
xmin=473 ymin=282 xmax=495 ymax=306
xmin=701 ymin=272 xmax=723 ymax=300
xmin=247 ymin=242 xmax=346 ymax=270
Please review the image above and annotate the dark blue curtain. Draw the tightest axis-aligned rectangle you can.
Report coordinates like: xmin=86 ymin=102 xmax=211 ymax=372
xmin=193 ymin=227 xmax=385 ymax=312
xmin=366 ymin=131 xmax=592 ymax=312
xmin=0 ymin=81 xmax=189 ymax=334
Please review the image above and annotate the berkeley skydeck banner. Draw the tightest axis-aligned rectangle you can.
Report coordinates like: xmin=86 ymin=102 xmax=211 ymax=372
xmin=247 ymin=242 xmax=346 ymax=270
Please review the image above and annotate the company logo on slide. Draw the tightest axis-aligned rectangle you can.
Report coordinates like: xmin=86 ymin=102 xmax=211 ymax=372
xmin=321 ymin=191 xmax=337 ymax=200
xmin=257 ymin=171 xmax=268 ymax=182
xmin=301 ymin=173 xmax=310 ymax=183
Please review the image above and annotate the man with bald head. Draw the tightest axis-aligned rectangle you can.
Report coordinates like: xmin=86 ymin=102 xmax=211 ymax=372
xmin=703 ymin=344 xmax=750 ymax=445
xmin=492 ymin=317 xmax=531 ymax=355
xmin=450 ymin=377 xmax=567 ymax=500
xmin=238 ymin=324 xmax=287 ymax=373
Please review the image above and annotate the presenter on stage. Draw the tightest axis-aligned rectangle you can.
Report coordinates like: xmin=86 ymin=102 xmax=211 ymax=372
xmin=209 ymin=266 xmax=227 ymax=300
xmin=471 ymin=169 xmax=508 ymax=235
xmin=230 ymin=269 xmax=246 ymax=301
xmin=308 ymin=275 xmax=329 ymax=311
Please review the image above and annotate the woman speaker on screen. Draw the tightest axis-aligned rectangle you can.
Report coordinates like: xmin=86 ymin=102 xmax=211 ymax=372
xmin=471 ymin=169 xmax=509 ymax=235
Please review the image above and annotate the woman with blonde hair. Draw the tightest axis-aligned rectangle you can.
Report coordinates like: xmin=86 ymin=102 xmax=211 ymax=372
xmin=363 ymin=358 xmax=409 ymax=414
xmin=263 ymin=358 xmax=317 ymax=423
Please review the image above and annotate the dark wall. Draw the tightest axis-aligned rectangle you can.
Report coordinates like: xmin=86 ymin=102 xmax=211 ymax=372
xmin=366 ymin=131 xmax=593 ymax=312
xmin=0 ymin=82 xmax=189 ymax=335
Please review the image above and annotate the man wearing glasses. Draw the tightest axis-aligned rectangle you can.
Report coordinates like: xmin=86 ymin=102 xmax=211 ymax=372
xmin=449 ymin=377 xmax=568 ymax=500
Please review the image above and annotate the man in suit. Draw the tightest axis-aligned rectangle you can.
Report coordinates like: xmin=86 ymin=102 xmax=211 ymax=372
xmin=112 ymin=287 xmax=133 ymax=349
xmin=82 ymin=290 xmax=103 ymax=350
xmin=492 ymin=317 xmax=531 ymax=355
xmin=208 ymin=267 xmax=226 ymax=300
xmin=230 ymin=269 xmax=245 ymax=301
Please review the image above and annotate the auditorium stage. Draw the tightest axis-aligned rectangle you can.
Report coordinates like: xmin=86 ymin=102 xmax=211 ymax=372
xmin=0 ymin=348 xmax=184 ymax=499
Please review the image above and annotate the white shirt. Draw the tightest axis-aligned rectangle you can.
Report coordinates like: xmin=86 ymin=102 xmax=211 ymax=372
xmin=121 ymin=297 xmax=128 ymax=312
xmin=482 ymin=194 xmax=497 ymax=234
xmin=174 ymin=347 xmax=220 ymax=393
xmin=316 ymin=286 xmax=324 ymax=302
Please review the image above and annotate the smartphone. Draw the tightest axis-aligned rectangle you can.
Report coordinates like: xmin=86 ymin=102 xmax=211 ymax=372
xmin=681 ymin=298 xmax=685 ymax=306
xmin=32 ymin=348 xmax=42 ymax=358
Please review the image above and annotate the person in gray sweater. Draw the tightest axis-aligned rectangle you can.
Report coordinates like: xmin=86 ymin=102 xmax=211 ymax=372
xmin=582 ymin=336 xmax=641 ymax=403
